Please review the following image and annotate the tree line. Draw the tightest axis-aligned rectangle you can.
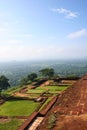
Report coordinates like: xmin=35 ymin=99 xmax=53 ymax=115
xmin=0 ymin=67 xmax=79 ymax=92
xmin=0 ymin=68 xmax=55 ymax=92
xmin=0 ymin=75 xmax=10 ymax=93
xmin=20 ymin=68 xmax=55 ymax=86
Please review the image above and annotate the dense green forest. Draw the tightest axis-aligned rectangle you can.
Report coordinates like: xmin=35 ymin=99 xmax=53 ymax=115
xmin=0 ymin=60 xmax=87 ymax=86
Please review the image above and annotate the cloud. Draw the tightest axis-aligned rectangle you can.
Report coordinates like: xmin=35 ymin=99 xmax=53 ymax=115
xmin=51 ymin=8 xmax=79 ymax=19
xmin=67 ymin=29 xmax=87 ymax=39
xmin=0 ymin=44 xmax=64 ymax=61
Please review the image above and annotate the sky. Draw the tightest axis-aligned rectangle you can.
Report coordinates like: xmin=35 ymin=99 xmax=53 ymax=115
xmin=0 ymin=0 xmax=87 ymax=61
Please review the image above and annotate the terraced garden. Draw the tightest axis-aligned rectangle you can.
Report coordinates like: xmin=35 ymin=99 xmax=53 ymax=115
xmin=27 ymin=85 xmax=68 ymax=95
xmin=0 ymin=79 xmax=73 ymax=130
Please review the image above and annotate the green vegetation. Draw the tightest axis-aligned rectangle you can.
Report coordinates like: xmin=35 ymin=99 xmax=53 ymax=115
xmin=48 ymin=113 xmax=56 ymax=129
xmin=27 ymin=73 xmax=37 ymax=82
xmin=20 ymin=68 xmax=56 ymax=86
xmin=45 ymin=86 xmax=68 ymax=93
xmin=39 ymin=68 xmax=55 ymax=79
xmin=1 ymin=86 xmax=22 ymax=97
xmin=0 ymin=119 xmax=23 ymax=130
xmin=0 ymin=62 xmax=79 ymax=129
xmin=27 ymin=85 xmax=68 ymax=94
xmin=39 ymin=97 xmax=52 ymax=111
xmin=0 ymin=100 xmax=39 ymax=116
xmin=0 ymin=75 xmax=10 ymax=92
xmin=20 ymin=72 xmax=38 ymax=86
xmin=0 ymin=60 xmax=85 ymax=86
xmin=27 ymin=87 xmax=46 ymax=94
xmin=28 ymin=93 xmax=41 ymax=98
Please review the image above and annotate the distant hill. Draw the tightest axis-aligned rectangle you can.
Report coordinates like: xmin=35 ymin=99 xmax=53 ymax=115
xmin=0 ymin=60 xmax=87 ymax=86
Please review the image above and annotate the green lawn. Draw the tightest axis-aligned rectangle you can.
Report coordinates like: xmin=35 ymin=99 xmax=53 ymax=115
xmin=27 ymin=85 xmax=68 ymax=94
xmin=0 ymin=100 xmax=39 ymax=116
xmin=0 ymin=119 xmax=23 ymax=130
xmin=45 ymin=86 xmax=68 ymax=93
xmin=27 ymin=87 xmax=46 ymax=93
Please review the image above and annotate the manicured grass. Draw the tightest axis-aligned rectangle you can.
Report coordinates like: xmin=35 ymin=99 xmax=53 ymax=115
xmin=27 ymin=87 xmax=46 ymax=93
xmin=28 ymin=93 xmax=41 ymax=98
xmin=27 ymin=85 xmax=68 ymax=94
xmin=0 ymin=119 xmax=23 ymax=130
xmin=45 ymin=86 xmax=68 ymax=93
xmin=0 ymin=100 xmax=39 ymax=116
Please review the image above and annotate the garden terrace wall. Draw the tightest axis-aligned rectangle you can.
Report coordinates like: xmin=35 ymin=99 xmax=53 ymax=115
xmin=19 ymin=87 xmax=28 ymax=93
xmin=18 ymin=111 xmax=38 ymax=130
xmin=0 ymin=99 xmax=5 ymax=105
xmin=35 ymin=97 xmax=48 ymax=111
xmin=18 ymin=96 xmax=58 ymax=130
xmin=6 ymin=96 xmax=33 ymax=101
xmin=33 ymin=79 xmax=47 ymax=87
xmin=60 ymin=77 xmax=80 ymax=80
xmin=40 ymin=96 xmax=58 ymax=116
xmin=55 ymin=77 xmax=79 ymax=83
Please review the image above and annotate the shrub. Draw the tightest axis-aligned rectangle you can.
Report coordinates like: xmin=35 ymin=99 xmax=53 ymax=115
xmin=47 ymin=113 xmax=56 ymax=129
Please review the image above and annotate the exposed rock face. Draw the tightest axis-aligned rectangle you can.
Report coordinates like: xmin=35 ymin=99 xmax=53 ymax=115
xmin=37 ymin=75 xmax=87 ymax=130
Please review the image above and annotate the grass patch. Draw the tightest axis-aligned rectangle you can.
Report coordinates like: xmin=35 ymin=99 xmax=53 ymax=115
xmin=0 ymin=100 xmax=39 ymax=116
xmin=27 ymin=87 xmax=46 ymax=94
xmin=27 ymin=85 xmax=68 ymax=95
xmin=39 ymin=97 xmax=52 ymax=111
xmin=0 ymin=119 xmax=23 ymax=130
xmin=44 ymin=86 xmax=68 ymax=93
xmin=28 ymin=93 xmax=41 ymax=98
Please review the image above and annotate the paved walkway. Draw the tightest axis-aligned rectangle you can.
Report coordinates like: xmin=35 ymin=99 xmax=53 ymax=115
xmin=28 ymin=117 xmax=44 ymax=130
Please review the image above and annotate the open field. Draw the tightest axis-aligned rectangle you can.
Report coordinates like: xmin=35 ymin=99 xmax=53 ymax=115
xmin=0 ymin=100 xmax=39 ymax=116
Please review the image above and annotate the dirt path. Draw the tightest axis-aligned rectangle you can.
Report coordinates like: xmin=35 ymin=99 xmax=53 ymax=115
xmin=27 ymin=117 xmax=44 ymax=130
xmin=13 ymin=92 xmax=29 ymax=97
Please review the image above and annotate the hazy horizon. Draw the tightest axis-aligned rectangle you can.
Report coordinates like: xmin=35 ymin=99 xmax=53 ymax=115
xmin=0 ymin=0 xmax=87 ymax=61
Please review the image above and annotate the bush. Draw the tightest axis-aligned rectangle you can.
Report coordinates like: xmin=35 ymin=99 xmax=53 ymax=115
xmin=48 ymin=113 xmax=56 ymax=129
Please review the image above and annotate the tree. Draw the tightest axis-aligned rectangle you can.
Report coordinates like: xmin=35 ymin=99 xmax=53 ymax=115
xmin=27 ymin=73 xmax=37 ymax=82
xmin=39 ymin=68 xmax=54 ymax=79
xmin=0 ymin=75 xmax=10 ymax=92
xmin=20 ymin=73 xmax=37 ymax=86
xmin=20 ymin=77 xmax=28 ymax=86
